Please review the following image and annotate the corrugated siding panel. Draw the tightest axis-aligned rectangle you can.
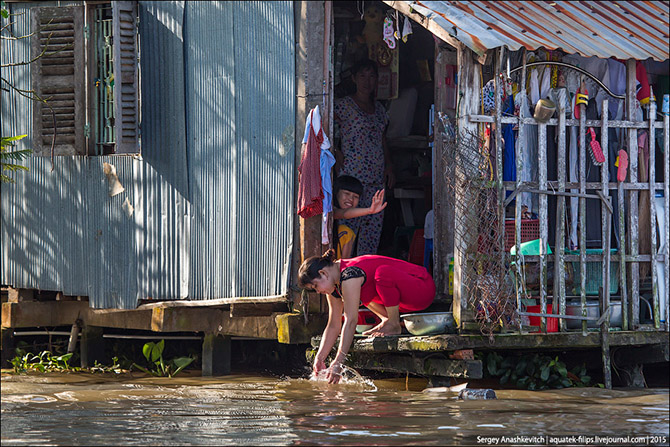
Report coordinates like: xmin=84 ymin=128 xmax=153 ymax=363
xmin=137 ymin=1 xmax=190 ymax=302
xmin=2 ymin=1 xmax=294 ymax=308
xmin=184 ymin=1 xmax=295 ymax=299
xmin=403 ymin=1 xmax=669 ymax=61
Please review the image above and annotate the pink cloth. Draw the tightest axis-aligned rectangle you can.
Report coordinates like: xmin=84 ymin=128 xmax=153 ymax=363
xmin=297 ymin=115 xmax=323 ymax=218
xmin=340 ymin=255 xmax=435 ymax=313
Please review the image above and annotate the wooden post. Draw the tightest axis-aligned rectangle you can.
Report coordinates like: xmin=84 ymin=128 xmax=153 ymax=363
xmin=202 ymin=333 xmax=231 ymax=376
xmin=664 ymin=114 xmax=670 ymax=329
xmin=292 ymin=1 xmax=328 ymax=311
xmin=433 ymin=43 xmax=455 ymax=300
xmin=494 ymin=47 xmax=505 ymax=293
xmin=626 ymin=59 xmax=640 ymax=329
xmin=648 ymin=100 xmax=659 ymax=328
xmin=67 ymin=319 xmax=82 ymax=354
xmin=80 ymin=325 xmax=105 ymax=368
xmin=579 ymin=76 xmax=588 ymax=334
xmin=515 ymin=50 xmax=527 ymax=333
xmin=453 ymin=43 xmax=481 ymax=328
xmin=600 ymin=98 xmax=613 ymax=390
xmin=1 ymin=327 xmax=15 ymax=368
xmin=556 ymin=95 xmax=567 ymax=331
xmin=538 ymin=121 xmax=548 ymax=332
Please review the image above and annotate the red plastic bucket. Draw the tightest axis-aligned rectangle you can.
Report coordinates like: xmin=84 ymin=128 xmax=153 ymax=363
xmin=526 ymin=305 xmax=558 ymax=333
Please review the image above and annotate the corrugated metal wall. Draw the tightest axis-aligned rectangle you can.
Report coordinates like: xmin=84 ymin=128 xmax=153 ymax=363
xmin=1 ymin=1 xmax=295 ymax=308
xmin=183 ymin=1 xmax=295 ymax=299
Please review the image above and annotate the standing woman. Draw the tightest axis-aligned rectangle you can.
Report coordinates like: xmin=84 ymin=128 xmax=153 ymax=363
xmin=334 ymin=59 xmax=395 ymax=255
xmin=299 ymin=250 xmax=435 ymax=384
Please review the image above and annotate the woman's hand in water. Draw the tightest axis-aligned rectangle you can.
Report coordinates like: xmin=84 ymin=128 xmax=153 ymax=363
xmin=313 ymin=356 xmax=327 ymax=375
xmin=327 ymin=362 xmax=343 ymax=384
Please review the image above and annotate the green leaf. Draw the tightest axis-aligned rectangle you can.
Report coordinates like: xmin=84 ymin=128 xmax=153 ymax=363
xmin=1 ymin=134 xmax=27 ymax=144
xmin=1 ymin=9 xmax=9 ymax=19
xmin=142 ymin=342 xmax=154 ymax=362
xmin=500 ymin=369 xmax=511 ymax=384
xmin=153 ymin=339 xmax=165 ymax=362
xmin=581 ymin=375 xmax=591 ymax=384
xmin=540 ymin=365 xmax=550 ymax=381
xmin=487 ymin=354 xmax=498 ymax=376
xmin=55 ymin=353 xmax=73 ymax=362
xmin=557 ymin=365 xmax=568 ymax=378
xmin=173 ymin=356 xmax=193 ymax=370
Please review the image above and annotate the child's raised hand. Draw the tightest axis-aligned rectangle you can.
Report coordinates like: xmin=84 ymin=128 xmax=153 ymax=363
xmin=368 ymin=189 xmax=387 ymax=215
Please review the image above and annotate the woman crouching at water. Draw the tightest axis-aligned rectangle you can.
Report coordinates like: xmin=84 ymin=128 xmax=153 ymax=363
xmin=298 ymin=249 xmax=435 ymax=383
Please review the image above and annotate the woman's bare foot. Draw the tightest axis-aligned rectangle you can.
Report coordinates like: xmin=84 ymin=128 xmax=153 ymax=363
xmin=362 ymin=320 xmax=402 ymax=337
xmin=361 ymin=322 xmax=383 ymax=336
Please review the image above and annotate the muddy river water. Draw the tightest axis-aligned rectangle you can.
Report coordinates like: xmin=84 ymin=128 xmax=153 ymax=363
xmin=1 ymin=371 xmax=668 ymax=446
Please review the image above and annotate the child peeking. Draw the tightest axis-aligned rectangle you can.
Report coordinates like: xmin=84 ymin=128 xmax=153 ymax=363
xmin=333 ymin=175 xmax=387 ymax=259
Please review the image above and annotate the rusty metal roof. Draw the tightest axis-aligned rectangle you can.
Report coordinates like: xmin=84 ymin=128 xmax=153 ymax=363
xmin=389 ymin=1 xmax=669 ymax=61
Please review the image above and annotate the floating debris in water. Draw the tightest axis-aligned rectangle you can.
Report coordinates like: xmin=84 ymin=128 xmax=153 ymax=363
xmin=458 ymin=388 xmax=497 ymax=400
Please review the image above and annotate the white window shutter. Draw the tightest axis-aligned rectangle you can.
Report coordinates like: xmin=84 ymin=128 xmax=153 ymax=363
xmin=112 ymin=1 xmax=139 ymax=154
xmin=30 ymin=6 xmax=85 ymax=156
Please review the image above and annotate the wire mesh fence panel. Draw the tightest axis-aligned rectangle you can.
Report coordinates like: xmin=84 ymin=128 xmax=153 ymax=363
xmin=440 ymin=116 xmax=518 ymax=337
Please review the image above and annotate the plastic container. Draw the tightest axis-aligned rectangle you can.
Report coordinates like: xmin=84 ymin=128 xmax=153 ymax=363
xmin=566 ymin=249 xmax=619 ymax=295
xmin=505 ymin=219 xmax=540 ymax=251
xmin=526 ymin=305 xmax=558 ymax=333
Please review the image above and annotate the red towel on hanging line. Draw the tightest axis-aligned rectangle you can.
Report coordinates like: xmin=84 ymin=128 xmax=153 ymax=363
xmin=297 ymin=111 xmax=324 ymax=218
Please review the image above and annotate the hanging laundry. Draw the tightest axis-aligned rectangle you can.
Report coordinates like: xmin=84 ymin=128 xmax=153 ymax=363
xmin=529 ymin=68 xmax=540 ymax=106
xmin=636 ymin=61 xmax=654 ymax=105
xmin=502 ymin=95 xmax=516 ymax=185
xmin=515 ymin=91 xmax=538 ymax=214
xmin=401 ymin=14 xmax=413 ymax=42
xmin=297 ymin=107 xmax=325 ymax=219
xmin=383 ymin=17 xmax=396 ymax=49
xmin=301 ymin=106 xmax=335 ymax=243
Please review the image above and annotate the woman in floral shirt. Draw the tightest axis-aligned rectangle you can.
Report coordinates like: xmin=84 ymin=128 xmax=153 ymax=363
xmin=334 ymin=59 xmax=395 ymax=255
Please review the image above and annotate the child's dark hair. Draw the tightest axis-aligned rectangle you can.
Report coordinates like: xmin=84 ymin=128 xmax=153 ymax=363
xmin=333 ymin=175 xmax=363 ymax=207
xmin=298 ymin=249 xmax=337 ymax=288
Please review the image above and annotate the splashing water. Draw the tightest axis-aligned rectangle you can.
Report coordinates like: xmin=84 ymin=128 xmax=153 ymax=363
xmin=309 ymin=365 xmax=377 ymax=391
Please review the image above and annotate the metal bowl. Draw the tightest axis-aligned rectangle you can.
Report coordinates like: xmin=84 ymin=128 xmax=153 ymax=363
xmin=356 ymin=324 xmax=375 ymax=334
xmin=566 ymin=301 xmax=622 ymax=329
xmin=401 ymin=312 xmax=456 ymax=336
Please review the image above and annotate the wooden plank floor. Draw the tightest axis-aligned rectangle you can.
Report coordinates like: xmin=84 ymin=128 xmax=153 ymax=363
xmin=313 ymin=331 xmax=669 ymax=353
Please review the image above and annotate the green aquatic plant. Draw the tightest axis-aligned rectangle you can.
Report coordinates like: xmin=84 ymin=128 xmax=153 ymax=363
xmin=10 ymin=349 xmax=123 ymax=374
xmin=485 ymin=352 xmax=593 ymax=390
xmin=132 ymin=340 xmax=194 ymax=378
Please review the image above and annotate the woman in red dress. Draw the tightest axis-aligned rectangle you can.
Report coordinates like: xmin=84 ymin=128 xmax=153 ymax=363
xmin=298 ymin=249 xmax=435 ymax=383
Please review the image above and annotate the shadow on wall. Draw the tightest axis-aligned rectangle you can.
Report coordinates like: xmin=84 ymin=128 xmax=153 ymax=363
xmin=182 ymin=1 xmax=295 ymax=299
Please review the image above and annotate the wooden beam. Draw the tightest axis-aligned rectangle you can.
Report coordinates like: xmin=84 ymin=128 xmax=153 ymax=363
xmin=7 ymin=288 xmax=34 ymax=303
xmin=151 ymin=306 xmax=280 ymax=339
xmin=86 ymin=308 xmax=153 ymax=330
xmin=613 ymin=343 xmax=669 ymax=366
xmin=229 ymin=301 xmax=289 ymax=317
xmin=2 ymin=301 xmax=89 ymax=328
xmin=137 ymin=295 xmax=288 ymax=309
xmin=313 ymin=331 xmax=670 ymax=353
xmin=349 ymin=353 xmax=483 ymax=378
xmin=276 ymin=312 xmax=327 ymax=344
